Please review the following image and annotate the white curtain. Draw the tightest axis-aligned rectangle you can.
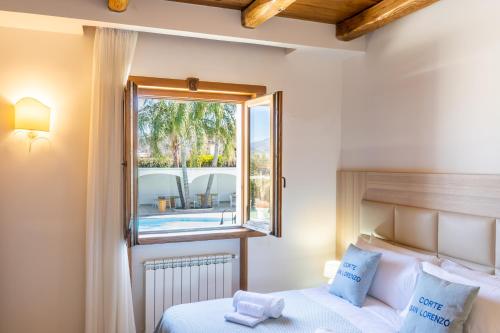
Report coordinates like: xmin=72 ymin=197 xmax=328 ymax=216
xmin=86 ymin=28 xmax=138 ymax=333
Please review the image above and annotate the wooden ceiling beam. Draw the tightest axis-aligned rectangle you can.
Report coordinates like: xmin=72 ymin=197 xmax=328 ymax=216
xmin=242 ymin=0 xmax=297 ymax=29
xmin=336 ymin=0 xmax=439 ymax=41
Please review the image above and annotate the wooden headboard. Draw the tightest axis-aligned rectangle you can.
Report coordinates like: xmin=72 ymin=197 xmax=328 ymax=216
xmin=336 ymin=171 xmax=500 ymax=263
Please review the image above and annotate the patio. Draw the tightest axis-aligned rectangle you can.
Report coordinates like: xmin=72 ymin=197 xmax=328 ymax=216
xmin=138 ymin=167 xmax=237 ymax=206
xmin=138 ymin=201 xmax=235 ymax=217
xmin=138 ymin=202 xmax=238 ymax=232
xmin=138 ymin=167 xmax=238 ymax=232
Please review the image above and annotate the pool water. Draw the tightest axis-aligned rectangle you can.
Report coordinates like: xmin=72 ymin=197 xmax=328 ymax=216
xmin=139 ymin=215 xmax=234 ymax=232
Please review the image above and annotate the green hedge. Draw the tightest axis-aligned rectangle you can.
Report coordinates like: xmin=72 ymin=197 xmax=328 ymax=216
xmin=138 ymin=155 xmax=236 ymax=168
xmin=187 ymin=154 xmax=236 ymax=167
xmin=188 ymin=154 xmax=214 ymax=167
xmin=137 ymin=157 xmax=173 ymax=168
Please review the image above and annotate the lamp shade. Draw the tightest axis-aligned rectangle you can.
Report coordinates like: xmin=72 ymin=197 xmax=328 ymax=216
xmin=15 ymin=97 xmax=51 ymax=132
xmin=323 ymin=260 xmax=341 ymax=279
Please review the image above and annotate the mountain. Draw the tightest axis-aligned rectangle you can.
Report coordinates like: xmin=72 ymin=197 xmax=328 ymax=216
xmin=251 ymin=137 xmax=270 ymax=154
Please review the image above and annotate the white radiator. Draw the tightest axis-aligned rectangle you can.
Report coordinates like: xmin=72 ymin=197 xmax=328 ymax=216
xmin=144 ymin=253 xmax=237 ymax=333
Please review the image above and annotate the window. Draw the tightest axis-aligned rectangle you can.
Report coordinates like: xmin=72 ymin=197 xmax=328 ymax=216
xmin=137 ymin=99 xmax=240 ymax=233
xmin=124 ymin=77 xmax=283 ymax=244
xmin=244 ymin=93 xmax=282 ymax=237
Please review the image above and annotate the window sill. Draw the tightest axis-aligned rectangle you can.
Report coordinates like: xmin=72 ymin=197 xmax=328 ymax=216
xmin=137 ymin=227 xmax=266 ymax=245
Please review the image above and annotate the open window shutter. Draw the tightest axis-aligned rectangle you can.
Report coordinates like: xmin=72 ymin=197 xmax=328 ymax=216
xmin=124 ymin=80 xmax=139 ymax=246
xmin=243 ymin=91 xmax=283 ymax=237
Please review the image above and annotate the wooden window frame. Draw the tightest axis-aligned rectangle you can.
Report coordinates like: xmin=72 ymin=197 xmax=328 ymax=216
xmin=125 ymin=76 xmax=270 ymax=246
xmin=243 ymin=92 xmax=283 ymax=237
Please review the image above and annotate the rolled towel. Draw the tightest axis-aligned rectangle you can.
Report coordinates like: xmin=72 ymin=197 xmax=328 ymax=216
xmin=224 ymin=312 xmax=266 ymax=328
xmin=236 ymin=301 xmax=265 ymax=318
xmin=232 ymin=290 xmax=285 ymax=319
xmin=315 ymin=329 xmax=335 ymax=333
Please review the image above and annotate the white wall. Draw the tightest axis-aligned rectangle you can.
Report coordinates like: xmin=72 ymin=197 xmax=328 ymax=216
xmin=0 ymin=27 xmax=92 ymax=332
xmin=138 ymin=169 xmax=237 ymax=205
xmin=130 ymin=33 xmax=343 ymax=332
xmin=341 ymin=0 xmax=500 ymax=173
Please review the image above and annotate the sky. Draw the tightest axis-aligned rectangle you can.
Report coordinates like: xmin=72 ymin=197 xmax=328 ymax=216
xmin=250 ymin=105 xmax=271 ymax=144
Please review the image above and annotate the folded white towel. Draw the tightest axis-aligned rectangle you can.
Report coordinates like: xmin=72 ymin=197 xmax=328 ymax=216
xmin=315 ymin=329 xmax=335 ymax=333
xmin=224 ymin=312 xmax=266 ymax=327
xmin=232 ymin=291 xmax=285 ymax=319
xmin=237 ymin=301 xmax=265 ymax=318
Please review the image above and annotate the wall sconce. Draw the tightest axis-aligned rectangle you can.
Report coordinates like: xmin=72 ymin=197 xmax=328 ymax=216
xmin=15 ymin=97 xmax=51 ymax=152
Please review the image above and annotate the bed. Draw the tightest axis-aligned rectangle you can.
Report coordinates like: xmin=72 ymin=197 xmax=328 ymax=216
xmin=154 ymin=199 xmax=500 ymax=333
xmin=154 ymin=285 xmax=402 ymax=333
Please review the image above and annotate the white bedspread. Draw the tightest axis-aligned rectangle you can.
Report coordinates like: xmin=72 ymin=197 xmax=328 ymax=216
xmin=155 ymin=285 xmax=402 ymax=333
xmin=302 ymin=285 xmax=403 ymax=332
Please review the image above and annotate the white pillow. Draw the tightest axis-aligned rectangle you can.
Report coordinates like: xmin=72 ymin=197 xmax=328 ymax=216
xmin=369 ymin=235 xmax=441 ymax=265
xmin=356 ymin=237 xmax=421 ymax=310
xmin=440 ymin=259 xmax=500 ymax=288
xmin=419 ymin=262 xmax=500 ymax=333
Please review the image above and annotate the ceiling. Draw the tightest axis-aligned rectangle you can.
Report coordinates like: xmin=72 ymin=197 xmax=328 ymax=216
xmin=169 ymin=0 xmax=383 ymax=24
xmin=108 ymin=0 xmax=439 ymax=41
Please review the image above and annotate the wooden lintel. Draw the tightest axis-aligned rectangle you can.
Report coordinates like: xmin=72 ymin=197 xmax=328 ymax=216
xmin=138 ymin=88 xmax=252 ymax=103
xmin=129 ymin=76 xmax=267 ymax=97
xmin=336 ymin=0 xmax=439 ymax=41
xmin=242 ymin=0 xmax=297 ymax=29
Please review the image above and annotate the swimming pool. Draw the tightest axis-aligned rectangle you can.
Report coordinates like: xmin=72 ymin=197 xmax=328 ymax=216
xmin=139 ymin=214 xmax=235 ymax=232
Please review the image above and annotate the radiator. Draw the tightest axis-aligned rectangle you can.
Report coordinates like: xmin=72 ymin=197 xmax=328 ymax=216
xmin=144 ymin=253 xmax=237 ymax=333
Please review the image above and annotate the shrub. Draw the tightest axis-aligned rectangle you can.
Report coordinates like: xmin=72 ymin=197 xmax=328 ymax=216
xmin=189 ymin=154 xmax=237 ymax=167
xmin=139 ymin=154 xmax=236 ymax=168
xmin=138 ymin=156 xmax=173 ymax=168
xmin=188 ymin=154 xmax=214 ymax=167
xmin=217 ymin=155 xmax=236 ymax=167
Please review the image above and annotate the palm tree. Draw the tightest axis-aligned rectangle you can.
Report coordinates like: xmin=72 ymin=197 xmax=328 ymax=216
xmin=162 ymin=101 xmax=186 ymax=208
xmin=138 ymin=99 xmax=169 ymax=158
xmin=139 ymin=99 xmax=187 ymax=208
xmin=176 ymin=101 xmax=207 ymax=209
xmin=202 ymin=103 xmax=236 ymax=207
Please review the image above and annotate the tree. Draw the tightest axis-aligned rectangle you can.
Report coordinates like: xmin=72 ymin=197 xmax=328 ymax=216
xmin=139 ymin=99 xmax=187 ymax=208
xmin=202 ymin=103 xmax=236 ymax=207
xmin=176 ymin=102 xmax=207 ymax=209
xmin=138 ymin=99 xmax=170 ymax=158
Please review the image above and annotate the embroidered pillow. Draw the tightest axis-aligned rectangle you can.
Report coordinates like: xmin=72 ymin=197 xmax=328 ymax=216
xmin=400 ymin=271 xmax=479 ymax=333
xmin=329 ymin=244 xmax=381 ymax=307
